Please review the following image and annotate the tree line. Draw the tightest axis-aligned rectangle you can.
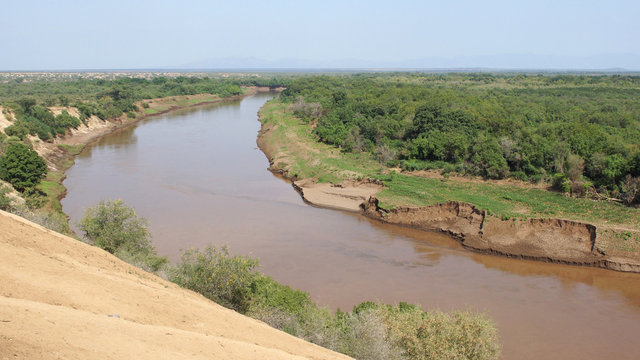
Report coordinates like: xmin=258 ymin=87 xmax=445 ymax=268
xmin=280 ymin=74 xmax=640 ymax=204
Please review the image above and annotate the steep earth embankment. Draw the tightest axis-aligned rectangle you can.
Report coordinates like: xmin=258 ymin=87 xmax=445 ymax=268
xmin=0 ymin=210 xmax=351 ymax=360
xmin=361 ymin=197 xmax=640 ymax=273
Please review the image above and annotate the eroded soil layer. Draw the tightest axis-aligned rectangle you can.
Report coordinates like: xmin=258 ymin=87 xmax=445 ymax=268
xmin=361 ymin=197 xmax=640 ymax=273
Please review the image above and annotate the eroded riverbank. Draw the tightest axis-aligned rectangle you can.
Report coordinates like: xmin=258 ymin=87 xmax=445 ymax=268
xmin=256 ymin=99 xmax=640 ymax=273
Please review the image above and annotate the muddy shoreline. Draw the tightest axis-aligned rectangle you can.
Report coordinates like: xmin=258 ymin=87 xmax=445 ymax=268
xmin=256 ymin=105 xmax=640 ymax=274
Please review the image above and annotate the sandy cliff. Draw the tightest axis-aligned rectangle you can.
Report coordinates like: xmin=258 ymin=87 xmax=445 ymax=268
xmin=0 ymin=210 xmax=350 ymax=360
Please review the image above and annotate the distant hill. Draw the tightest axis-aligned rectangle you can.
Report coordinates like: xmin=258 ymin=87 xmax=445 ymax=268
xmin=180 ymin=53 xmax=640 ymax=71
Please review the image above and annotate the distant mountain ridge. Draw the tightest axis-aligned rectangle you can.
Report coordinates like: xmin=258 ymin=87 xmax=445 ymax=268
xmin=180 ymin=53 xmax=640 ymax=71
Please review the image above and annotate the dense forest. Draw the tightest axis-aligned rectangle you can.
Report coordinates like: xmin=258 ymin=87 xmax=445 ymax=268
xmin=280 ymin=73 xmax=640 ymax=204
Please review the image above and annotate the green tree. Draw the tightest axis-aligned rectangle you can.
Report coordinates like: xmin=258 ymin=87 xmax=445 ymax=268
xmin=170 ymin=245 xmax=259 ymax=313
xmin=470 ymin=137 xmax=509 ymax=179
xmin=0 ymin=143 xmax=47 ymax=192
xmin=79 ymin=199 xmax=152 ymax=254
xmin=79 ymin=199 xmax=167 ymax=271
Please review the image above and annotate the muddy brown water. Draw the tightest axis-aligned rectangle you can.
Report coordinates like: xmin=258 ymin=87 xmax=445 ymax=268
xmin=61 ymin=93 xmax=640 ymax=359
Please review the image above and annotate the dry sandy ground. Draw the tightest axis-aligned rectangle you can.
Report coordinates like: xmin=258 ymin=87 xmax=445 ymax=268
xmin=0 ymin=107 xmax=13 ymax=133
xmin=294 ymin=179 xmax=382 ymax=212
xmin=0 ymin=211 xmax=351 ymax=360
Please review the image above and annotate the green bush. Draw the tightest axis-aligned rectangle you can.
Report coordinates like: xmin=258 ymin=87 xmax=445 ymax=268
xmin=0 ymin=186 xmax=12 ymax=210
xmin=24 ymin=187 xmax=47 ymax=209
xmin=376 ymin=304 xmax=501 ymax=360
xmin=0 ymin=143 xmax=47 ymax=192
xmin=334 ymin=308 xmax=403 ymax=360
xmin=248 ymin=275 xmax=337 ymax=346
xmin=78 ymin=199 xmax=167 ymax=271
xmin=79 ymin=199 xmax=150 ymax=253
xmin=552 ymin=173 xmax=571 ymax=193
xmin=170 ymin=245 xmax=259 ymax=313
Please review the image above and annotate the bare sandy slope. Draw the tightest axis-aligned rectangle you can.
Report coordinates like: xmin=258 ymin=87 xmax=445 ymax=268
xmin=0 ymin=107 xmax=13 ymax=133
xmin=294 ymin=179 xmax=382 ymax=212
xmin=0 ymin=211 xmax=351 ymax=360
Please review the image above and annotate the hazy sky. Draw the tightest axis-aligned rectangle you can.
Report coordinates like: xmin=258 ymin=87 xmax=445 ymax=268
xmin=1 ymin=0 xmax=639 ymax=70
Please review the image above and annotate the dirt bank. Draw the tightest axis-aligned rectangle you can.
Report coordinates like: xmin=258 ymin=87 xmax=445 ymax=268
xmin=0 ymin=210 xmax=350 ymax=360
xmin=256 ymin=100 xmax=640 ymax=273
xmin=292 ymin=178 xmax=382 ymax=212
xmin=361 ymin=197 xmax=640 ymax=273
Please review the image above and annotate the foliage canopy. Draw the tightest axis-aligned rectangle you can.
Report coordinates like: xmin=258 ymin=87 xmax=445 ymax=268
xmin=0 ymin=143 xmax=47 ymax=192
xmin=281 ymin=73 xmax=640 ymax=203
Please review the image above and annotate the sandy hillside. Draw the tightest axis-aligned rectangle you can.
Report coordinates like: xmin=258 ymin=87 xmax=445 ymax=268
xmin=0 ymin=211 xmax=351 ymax=360
xmin=0 ymin=107 xmax=13 ymax=133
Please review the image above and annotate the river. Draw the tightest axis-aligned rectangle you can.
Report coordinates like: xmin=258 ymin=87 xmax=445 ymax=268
xmin=61 ymin=92 xmax=640 ymax=359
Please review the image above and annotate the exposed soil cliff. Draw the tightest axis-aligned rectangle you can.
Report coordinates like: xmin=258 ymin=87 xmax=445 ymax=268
xmin=361 ymin=197 xmax=640 ymax=273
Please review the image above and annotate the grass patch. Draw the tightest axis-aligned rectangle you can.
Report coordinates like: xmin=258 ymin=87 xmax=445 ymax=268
xmin=58 ymin=143 xmax=84 ymax=155
xmin=259 ymin=101 xmax=382 ymax=183
xmin=598 ymin=229 xmax=640 ymax=254
xmin=37 ymin=170 xmax=67 ymax=213
xmin=373 ymin=174 xmax=640 ymax=227
xmin=143 ymin=107 xmax=166 ymax=115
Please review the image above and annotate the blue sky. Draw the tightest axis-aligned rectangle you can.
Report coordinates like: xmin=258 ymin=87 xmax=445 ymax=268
xmin=1 ymin=0 xmax=639 ymax=70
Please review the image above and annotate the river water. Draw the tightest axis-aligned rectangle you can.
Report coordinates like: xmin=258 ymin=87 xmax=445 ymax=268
xmin=61 ymin=92 xmax=640 ymax=359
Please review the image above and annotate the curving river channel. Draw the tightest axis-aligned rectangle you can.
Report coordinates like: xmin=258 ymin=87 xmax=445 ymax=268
xmin=61 ymin=92 xmax=640 ymax=359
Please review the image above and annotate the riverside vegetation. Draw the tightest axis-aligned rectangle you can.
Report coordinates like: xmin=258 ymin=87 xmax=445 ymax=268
xmin=280 ymin=74 xmax=640 ymax=205
xmin=78 ymin=199 xmax=501 ymax=360
xmin=259 ymin=73 xmax=640 ymax=257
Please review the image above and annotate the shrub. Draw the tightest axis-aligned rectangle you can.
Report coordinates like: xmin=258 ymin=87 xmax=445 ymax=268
xmin=10 ymin=205 xmax=69 ymax=234
xmin=0 ymin=143 xmax=47 ymax=192
xmin=552 ymin=173 xmax=570 ymax=193
xmin=248 ymin=275 xmax=336 ymax=346
xmin=335 ymin=308 xmax=403 ymax=360
xmin=79 ymin=199 xmax=151 ymax=253
xmin=510 ymin=170 xmax=528 ymax=181
xmin=53 ymin=110 xmax=81 ymax=134
xmin=0 ymin=185 xmax=11 ymax=210
xmin=170 ymin=245 xmax=259 ymax=313
xmin=79 ymin=199 xmax=167 ymax=271
xmin=380 ymin=304 xmax=501 ymax=360
xmin=619 ymin=175 xmax=640 ymax=205
xmin=23 ymin=187 xmax=47 ymax=209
